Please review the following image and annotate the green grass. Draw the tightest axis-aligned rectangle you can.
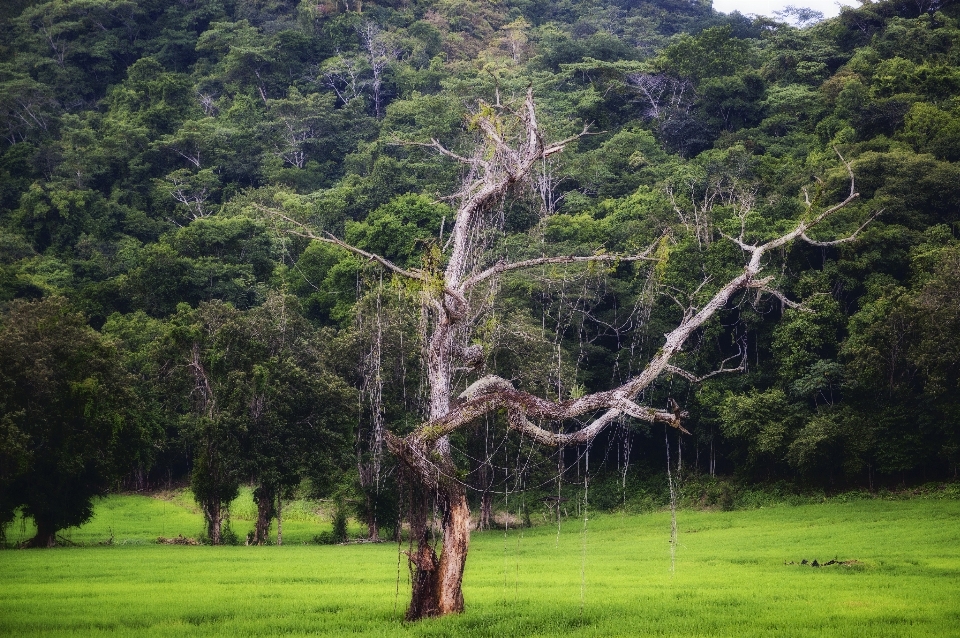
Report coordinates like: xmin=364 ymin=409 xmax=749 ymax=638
xmin=2 ymin=497 xmax=960 ymax=636
xmin=2 ymin=488 xmax=360 ymax=547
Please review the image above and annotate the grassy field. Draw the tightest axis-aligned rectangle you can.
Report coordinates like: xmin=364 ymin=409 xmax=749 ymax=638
xmin=2 ymin=493 xmax=959 ymax=636
xmin=1 ymin=487 xmax=363 ymax=547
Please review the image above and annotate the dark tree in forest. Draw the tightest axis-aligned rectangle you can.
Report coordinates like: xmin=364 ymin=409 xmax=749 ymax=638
xmin=158 ymin=296 xmax=353 ymax=545
xmin=241 ymin=293 xmax=354 ymax=545
xmin=0 ymin=297 xmax=144 ymax=547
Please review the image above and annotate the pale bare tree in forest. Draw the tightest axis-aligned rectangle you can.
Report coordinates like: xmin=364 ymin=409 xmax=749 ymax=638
xmin=358 ymin=21 xmax=400 ymax=119
xmin=266 ymin=90 xmax=866 ymax=620
xmin=321 ymin=22 xmax=399 ymax=119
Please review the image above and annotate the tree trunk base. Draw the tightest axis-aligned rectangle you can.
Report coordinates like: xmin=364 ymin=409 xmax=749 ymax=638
xmin=406 ymin=545 xmax=442 ymax=620
xmin=25 ymin=522 xmax=57 ymax=548
xmin=404 ymin=489 xmax=469 ymax=620
xmin=253 ymin=488 xmax=274 ymax=545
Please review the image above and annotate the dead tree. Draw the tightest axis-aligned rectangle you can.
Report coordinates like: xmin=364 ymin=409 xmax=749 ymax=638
xmin=358 ymin=22 xmax=400 ymax=119
xmin=266 ymin=89 xmax=865 ymax=620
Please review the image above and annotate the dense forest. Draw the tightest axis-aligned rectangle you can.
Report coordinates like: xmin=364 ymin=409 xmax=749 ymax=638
xmin=1 ymin=0 xmax=959 ymax=549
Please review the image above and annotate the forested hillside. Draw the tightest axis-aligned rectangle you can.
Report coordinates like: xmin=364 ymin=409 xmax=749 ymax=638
xmin=2 ymin=0 xmax=959 ymax=547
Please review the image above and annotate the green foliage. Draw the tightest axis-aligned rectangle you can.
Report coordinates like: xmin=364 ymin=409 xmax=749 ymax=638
xmin=123 ymin=216 xmax=277 ymax=316
xmin=331 ymin=506 xmax=349 ymax=543
xmin=152 ymin=294 xmax=353 ymax=543
xmin=720 ymin=388 xmax=802 ymax=472
xmin=105 ymin=58 xmax=197 ymax=137
xmin=660 ymin=25 xmax=753 ymax=82
xmin=899 ymin=102 xmax=960 ymax=161
xmin=0 ymin=297 xmax=145 ymax=545
xmin=773 ymin=297 xmax=844 ymax=382
xmin=345 ymin=193 xmax=448 ymax=267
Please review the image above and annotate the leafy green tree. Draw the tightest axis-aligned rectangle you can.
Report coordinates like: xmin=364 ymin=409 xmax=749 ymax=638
xmin=124 ymin=215 xmax=275 ymax=316
xmin=698 ymin=71 xmax=766 ymax=132
xmin=195 ymin=20 xmax=278 ymax=103
xmin=0 ymin=66 xmax=58 ymax=145
xmin=899 ymin=102 xmax=960 ymax=161
xmin=12 ymin=181 xmax=110 ymax=253
xmin=100 ymin=309 xmax=170 ymax=489
xmin=104 ymin=57 xmax=197 ymax=138
xmin=842 ymin=231 xmax=960 ymax=477
xmin=660 ymin=25 xmax=753 ymax=82
xmin=345 ymin=193 xmax=447 ymax=266
xmin=11 ymin=0 xmax=143 ymax=103
xmin=158 ymin=301 xmax=246 ymax=544
xmin=0 ymin=142 xmax=40 ymax=216
xmin=239 ymin=293 xmax=354 ymax=544
xmin=719 ymin=388 xmax=802 ymax=476
xmin=157 ymin=295 xmax=353 ymax=544
xmin=0 ymin=297 xmax=144 ymax=547
xmin=261 ymin=88 xmax=356 ymax=191
xmin=0 ymin=0 xmax=959 ymax=546
xmin=155 ymin=117 xmax=233 ymax=172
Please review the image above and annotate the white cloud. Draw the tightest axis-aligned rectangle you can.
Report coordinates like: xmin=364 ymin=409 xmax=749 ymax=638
xmin=711 ymin=0 xmax=860 ymax=21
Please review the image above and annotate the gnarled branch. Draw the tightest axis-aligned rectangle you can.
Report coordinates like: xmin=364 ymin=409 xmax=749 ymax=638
xmin=801 ymin=209 xmax=882 ymax=247
xmin=395 ymin=150 xmax=864 ymax=457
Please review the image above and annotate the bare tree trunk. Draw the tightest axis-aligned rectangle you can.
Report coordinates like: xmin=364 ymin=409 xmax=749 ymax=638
xmin=480 ymin=489 xmax=492 ymax=531
xmin=277 ymin=494 xmax=282 ymax=546
xmin=365 ymin=492 xmax=380 ymax=541
xmin=402 ymin=473 xmax=469 ymax=618
xmin=436 ymin=487 xmax=470 ymax=614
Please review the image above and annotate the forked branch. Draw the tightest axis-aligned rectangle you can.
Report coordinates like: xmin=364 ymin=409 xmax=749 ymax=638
xmin=666 ymin=346 xmax=747 ymax=384
xmin=394 ymin=150 xmax=865 ymax=466
xmin=800 ymin=209 xmax=882 ymax=247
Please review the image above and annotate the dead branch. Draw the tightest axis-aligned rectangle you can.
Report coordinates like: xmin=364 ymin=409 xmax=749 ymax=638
xmin=256 ymin=202 xmax=453 ymax=287
xmin=666 ymin=347 xmax=747 ymax=384
xmin=460 ymin=246 xmax=659 ymax=292
xmin=801 ymin=209 xmax=882 ymax=247
xmin=395 ymin=148 xmax=862 ymax=460
xmin=393 ymin=138 xmax=491 ymax=170
xmin=725 ymin=151 xmax=860 ymax=262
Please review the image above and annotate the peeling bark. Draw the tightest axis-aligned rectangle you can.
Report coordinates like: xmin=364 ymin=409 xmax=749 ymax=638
xmin=436 ymin=488 xmax=469 ymax=614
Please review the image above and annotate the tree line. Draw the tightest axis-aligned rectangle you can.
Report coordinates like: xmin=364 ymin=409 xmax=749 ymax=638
xmin=1 ymin=0 xmax=959 ymax=552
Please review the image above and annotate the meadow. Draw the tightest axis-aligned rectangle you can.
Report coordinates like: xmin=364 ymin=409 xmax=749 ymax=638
xmin=1 ymin=492 xmax=959 ymax=637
